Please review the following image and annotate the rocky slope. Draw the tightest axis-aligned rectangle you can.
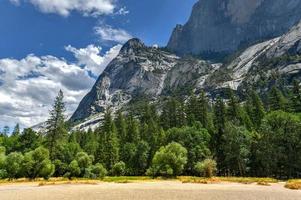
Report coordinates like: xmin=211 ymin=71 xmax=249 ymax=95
xmin=70 ymin=20 xmax=301 ymax=130
xmin=167 ymin=0 xmax=301 ymax=57
xmin=204 ymin=20 xmax=301 ymax=93
xmin=69 ymin=39 xmax=217 ymax=129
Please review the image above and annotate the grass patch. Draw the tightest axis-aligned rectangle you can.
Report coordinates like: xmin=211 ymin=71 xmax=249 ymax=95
xmin=179 ymin=176 xmax=220 ymax=184
xmin=0 ymin=176 xmax=280 ymax=186
xmin=178 ymin=176 xmax=277 ymax=185
xmin=102 ymin=176 xmax=153 ymax=183
xmin=38 ymin=179 xmax=99 ymax=187
xmin=285 ymin=180 xmax=301 ymax=190
xmin=257 ymin=181 xmax=271 ymax=186
xmin=219 ymin=177 xmax=277 ymax=184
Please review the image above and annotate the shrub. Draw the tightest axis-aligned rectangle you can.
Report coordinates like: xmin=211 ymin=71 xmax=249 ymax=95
xmin=22 ymin=147 xmax=55 ymax=179
xmin=5 ymin=152 xmax=24 ymax=179
xmin=91 ymin=163 xmax=107 ymax=179
xmin=194 ymin=159 xmax=217 ymax=178
xmin=67 ymin=160 xmax=81 ymax=178
xmin=146 ymin=142 xmax=187 ymax=177
xmin=111 ymin=161 xmax=126 ymax=176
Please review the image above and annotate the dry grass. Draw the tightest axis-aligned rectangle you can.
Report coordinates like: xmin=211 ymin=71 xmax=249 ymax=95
xmin=38 ymin=179 xmax=99 ymax=187
xmin=0 ymin=176 xmax=280 ymax=187
xmin=179 ymin=176 xmax=277 ymax=185
xmin=179 ymin=176 xmax=220 ymax=184
xmin=285 ymin=180 xmax=301 ymax=190
xmin=257 ymin=181 xmax=271 ymax=186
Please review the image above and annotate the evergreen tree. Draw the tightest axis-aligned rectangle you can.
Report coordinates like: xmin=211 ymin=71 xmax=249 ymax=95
xmin=126 ymin=114 xmax=140 ymax=144
xmin=186 ymin=93 xmax=199 ymax=126
xmin=245 ymin=90 xmax=265 ymax=129
xmin=197 ymin=91 xmax=212 ymax=130
xmin=268 ymin=86 xmax=287 ymax=111
xmin=161 ymin=98 xmax=185 ymax=130
xmin=213 ymin=97 xmax=226 ymax=174
xmin=98 ymin=110 xmax=119 ymax=169
xmin=291 ymin=80 xmax=301 ymax=112
xmin=115 ymin=111 xmax=127 ymax=143
xmin=12 ymin=124 xmax=20 ymax=136
xmin=227 ymin=90 xmax=240 ymax=123
xmin=45 ymin=90 xmax=67 ymax=159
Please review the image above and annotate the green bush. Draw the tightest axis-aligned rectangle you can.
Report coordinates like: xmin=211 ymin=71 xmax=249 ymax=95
xmin=146 ymin=142 xmax=187 ymax=177
xmin=67 ymin=160 xmax=81 ymax=178
xmin=5 ymin=152 xmax=23 ymax=179
xmin=22 ymin=147 xmax=55 ymax=180
xmin=91 ymin=163 xmax=107 ymax=179
xmin=111 ymin=161 xmax=126 ymax=176
xmin=194 ymin=159 xmax=217 ymax=178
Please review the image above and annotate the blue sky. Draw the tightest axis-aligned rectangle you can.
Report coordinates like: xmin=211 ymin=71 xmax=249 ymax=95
xmin=0 ymin=0 xmax=196 ymax=59
xmin=0 ymin=0 xmax=197 ymax=130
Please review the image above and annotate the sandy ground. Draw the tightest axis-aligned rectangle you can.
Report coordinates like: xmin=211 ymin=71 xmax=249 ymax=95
xmin=0 ymin=181 xmax=300 ymax=200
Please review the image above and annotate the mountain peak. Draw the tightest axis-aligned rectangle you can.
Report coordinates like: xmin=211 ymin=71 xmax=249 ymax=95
xmin=120 ymin=38 xmax=145 ymax=53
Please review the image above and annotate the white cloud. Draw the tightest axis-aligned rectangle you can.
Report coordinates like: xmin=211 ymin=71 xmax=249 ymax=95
xmin=0 ymin=44 xmax=120 ymax=128
xmin=9 ymin=0 xmax=116 ymax=17
xmin=95 ymin=25 xmax=133 ymax=43
xmin=65 ymin=44 xmax=122 ymax=76
xmin=116 ymin=7 xmax=129 ymax=15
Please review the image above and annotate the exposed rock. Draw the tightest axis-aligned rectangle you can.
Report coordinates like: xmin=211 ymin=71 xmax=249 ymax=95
xmin=167 ymin=0 xmax=301 ymax=56
xmin=69 ymin=39 xmax=214 ymax=128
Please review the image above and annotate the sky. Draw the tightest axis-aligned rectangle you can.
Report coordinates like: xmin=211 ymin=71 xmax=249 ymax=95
xmin=0 ymin=0 xmax=197 ymax=130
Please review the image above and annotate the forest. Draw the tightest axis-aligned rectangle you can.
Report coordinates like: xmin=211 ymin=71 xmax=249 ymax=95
xmin=1 ymin=81 xmax=301 ymax=180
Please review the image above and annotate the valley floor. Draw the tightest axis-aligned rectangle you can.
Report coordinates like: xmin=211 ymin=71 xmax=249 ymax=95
xmin=0 ymin=181 xmax=300 ymax=200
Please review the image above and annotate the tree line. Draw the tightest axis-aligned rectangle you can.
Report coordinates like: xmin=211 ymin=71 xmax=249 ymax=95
xmin=1 ymin=82 xmax=301 ymax=180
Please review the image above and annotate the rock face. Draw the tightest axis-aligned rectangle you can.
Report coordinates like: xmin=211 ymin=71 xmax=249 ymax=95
xmin=167 ymin=0 xmax=301 ymax=56
xmin=69 ymin=2 xmax=301 ymax=130
xmin=204 ymin=20 xmax=301 ymax=92
xmin=69 ymin=39 xmax=215 ymax=128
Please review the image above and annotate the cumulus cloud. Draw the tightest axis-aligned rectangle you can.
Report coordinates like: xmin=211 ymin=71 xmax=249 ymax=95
xmin=9 ymin=0 xmax=116 ymax=17
xmin=0 ymin=44 xmax=120 ymax=128
xmin=95 ymin=25 xmax=133 ymax=43
xmin=65 ymin=44 xmax=122 ymax=76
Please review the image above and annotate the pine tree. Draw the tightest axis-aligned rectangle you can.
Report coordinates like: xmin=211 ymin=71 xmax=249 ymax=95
xmin=227 ymin=90 xmax=240 ymax=123
xmin=291 ymin=80 xmax=301 ymax=112
xmin=246 ymin=90 xmax=265 ymax=129
xmin=46 ymin=90 xmax=67 ymax=159
xmin=213 ymin=97 xmax=226 ymax=174
xmin=197 ymin=91 xmax=210 ymax=129
xmin=126 ymin=114 xmax=140 ymax=144
xmin=12 ymin=124 xmax=20 ymax=136
xmin=97 ymin=109 xmax=120 ymax=169
xmin=186 ymin=93 xmax=199 ymax=126
xmin=161 ymin=98 xmax=185 ymax=130
xmin=115 ymin=111 xmax=127 ymax=142
xmin=268 ymin=86 xmax=287 ymax=111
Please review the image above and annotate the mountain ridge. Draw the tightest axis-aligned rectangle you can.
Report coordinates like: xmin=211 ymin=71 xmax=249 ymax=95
xmin=167 ymin=0 xmax=301 ymax=57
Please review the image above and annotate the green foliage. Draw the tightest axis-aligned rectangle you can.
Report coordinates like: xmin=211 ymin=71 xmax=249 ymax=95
xmin=194 ymin=159 xmax=217 ymax=178
xmin=46 ymin=90 xmax=68 ymax=159
xmin=245 ymin=90 xmax=265 ymax=129
xmin=67 ymin=160 xmax=81 ymax=178
xmin=290 ymin=80 xmax=301 ymax=112
xmin=268 ymin=86 xmax=287 ymax=111
xmin=2 ymin=83 xmax=301 ymax=180
xmin=161 ymin=97 xmax=186 ymax=130
xmin=91 ymin=163 xmax=107 ymax=179
xmin=256 ymin=111 xmax=301 ymax=178
xmin=166 ymin=126 xmax=211 ymax=174
xmin=18 ymin=128 xmax=41 ymax=153
xmin=147 ymin=142 xmax=187 ymax=177
xmin=221 ymin=123 xmax=253 ymax=176
xmin=111 ymin=161 xmax=126 ymax=176
xmin=5 ymin=152 xmax=24 ymax=179
xmin=22 ymin=147 xmax=55 ymax=180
